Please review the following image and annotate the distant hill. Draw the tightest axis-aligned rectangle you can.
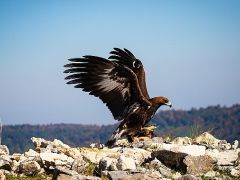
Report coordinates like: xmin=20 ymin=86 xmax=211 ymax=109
xmin=2 ymin=104 xmax=240 ymax=154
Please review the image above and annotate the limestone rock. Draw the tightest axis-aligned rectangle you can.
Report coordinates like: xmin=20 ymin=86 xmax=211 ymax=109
xmin=176 ymin=174 xmax=199 ymax=180
xmin=107 ymin=171 xmax=128 ymax=180
xmin=194 ymin=132 xmax=220 ymax=148
xmin=57 ymin=173 xmax=101 ymax=180
xmin=153 ymin=150 xmax=187 ymax=171
xmin=0 ymin=156 xmax=12 ymax=171
xmin=54 ymin=166 xmax=101 ymax=180
xmin=116 ymin=155 xmax=136 ymax=171
xmin=120 ymin=147 xmax=151 ymax=165
xmin=183 ymin=155 xmax=216 ymax=174
xmin=206 ymin=149 xmax=239 ymax=166
xmin=232 ymin=140 xmax=239 ymax=150
xmin=40 ymin=152 xmax=74 ymax=169
xmin=24 ymin=149 xmax=39 ymax=158
xmin=18 ymin=160 xmax=41 ymax=176
xmin=158 ymin=143 xmax=206 ymax=156
xmin=0 ymin=145 xmax=9 ymax=156
xmin=0 ymin=170 xmax=6 ymax=180
xmin=71 ymin=156 xmax=88 ymax=174
xmin=148 ymin=158 xmax=162 ymax=170
xmin=230 ymin=166 xmax=240 ymax=177
xmin=171 ymin=137 xmax=192 ymax=145
xmin=159 ymin=166 xmax=172 ymax=178
xmin=107 ymin=170 xmax=162 ymax=180
xmin=10 ymin=153 xmax=22 ymax=162
xmin=99 ymin=157 xmax=118 ymax=173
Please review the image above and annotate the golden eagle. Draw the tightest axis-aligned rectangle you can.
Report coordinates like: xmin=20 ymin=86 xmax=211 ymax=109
xmin=64 ymin=48 xmax=172 ymax=145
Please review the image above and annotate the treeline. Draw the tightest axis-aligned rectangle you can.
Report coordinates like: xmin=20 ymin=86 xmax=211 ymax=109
xmin=2 ymin=104 xmax=240 ymax=154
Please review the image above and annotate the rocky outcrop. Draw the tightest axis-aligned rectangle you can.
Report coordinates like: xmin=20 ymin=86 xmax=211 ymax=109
xmin=0 ymin=132 xmax=239 ymax=179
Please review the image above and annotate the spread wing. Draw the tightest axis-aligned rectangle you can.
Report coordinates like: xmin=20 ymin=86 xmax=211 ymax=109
xmin=108 ymin=48 xmax=150 ymax=99
xmin=64 ymin=55 xmax=149 ymax=120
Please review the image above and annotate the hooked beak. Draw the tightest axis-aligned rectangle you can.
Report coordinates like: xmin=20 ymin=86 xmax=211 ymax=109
xmin=165 ymin=101 xmax=172 ymax=108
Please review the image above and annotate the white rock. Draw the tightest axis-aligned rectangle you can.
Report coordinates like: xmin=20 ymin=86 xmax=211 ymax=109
xmin=19 ymin=160 xmax=41 ymax=176
xmin=206 ymin=149 xmax=239 ymax=165
xmin=0 ymin=145 xmax=9 ymax=156
xmin=171 ymin=137 xmax=192 ymax=145
xmin=194 ymin=132 xmax=220 ymax=148
xmin=232 ymin=140 xmax=239 ymax=150
xmin=40 ymin=152 xmax=74 ymax=167
xmin=160 ymin=143 xmax=206 ymax=156
xmin=230 ymin=167 xmax=240 ymax=177
xmin=53 ymin=139 xmax=71 ymax=149
xmin=24 ymin=149 xmax=39 ymax=158
xmin=99 ymin=157 xmax=118 ymax=172
xmin=117 ymin=155 xmax=136 ymax=170
xmin=149 ymin=158 xmax=162 ymax=170
xmin=0 ymin=170 xmax=6 ymax=180
xmin=10 ymin=153 xmax=22 ymax=162
xmin=120 ymin=147 xmax=151 ymax=165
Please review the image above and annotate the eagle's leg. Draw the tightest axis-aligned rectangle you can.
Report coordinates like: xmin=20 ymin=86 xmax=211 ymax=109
xmin=127 ymin=135 xmax=134 ymax=143
xmin=135 ymin=125 xmax=157 ymax=139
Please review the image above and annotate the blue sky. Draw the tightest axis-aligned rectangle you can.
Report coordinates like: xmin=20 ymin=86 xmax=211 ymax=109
xmin=0 ymin=0 xmax=240 ymax=125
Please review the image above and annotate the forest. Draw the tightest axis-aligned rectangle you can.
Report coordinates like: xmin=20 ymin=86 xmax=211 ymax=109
xmin=2 ymin=104 xmax=240 ymax=154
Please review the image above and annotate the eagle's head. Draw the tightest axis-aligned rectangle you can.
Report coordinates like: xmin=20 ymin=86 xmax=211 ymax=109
xmin=151 ymin=96 xmax=172 ymax=108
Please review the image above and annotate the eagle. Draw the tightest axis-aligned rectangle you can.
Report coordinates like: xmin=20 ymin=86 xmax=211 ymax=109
xmin=64 ymin=48 xmax=172 ymax=146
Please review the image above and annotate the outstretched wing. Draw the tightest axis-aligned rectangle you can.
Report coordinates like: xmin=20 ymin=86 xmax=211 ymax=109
xmin=108 ymin=48 xmax=150 ymax=99
xmin=64 ymin=55 xmax=148 ymax=120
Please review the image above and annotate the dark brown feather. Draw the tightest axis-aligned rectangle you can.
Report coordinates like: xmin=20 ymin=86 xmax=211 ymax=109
xmin=64 ymin=55 xmax=149 ymax=120
xmin=108 ymin=48 xmax=150 ymax=99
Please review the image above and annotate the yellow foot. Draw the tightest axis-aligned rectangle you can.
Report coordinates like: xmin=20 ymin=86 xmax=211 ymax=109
xmin=143 ymin=125 xmax=157 ymax=132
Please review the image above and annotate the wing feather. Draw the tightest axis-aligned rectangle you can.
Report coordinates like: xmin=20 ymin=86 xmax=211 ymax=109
xmin=108 ymin=48 xmax=150 ymax=99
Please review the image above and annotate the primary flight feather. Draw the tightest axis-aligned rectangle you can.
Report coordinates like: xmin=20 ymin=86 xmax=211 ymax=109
xmin=64 ymin=48 xmax=172 ymax=145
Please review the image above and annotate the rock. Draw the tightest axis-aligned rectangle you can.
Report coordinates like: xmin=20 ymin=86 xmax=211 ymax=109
xmin=183 ymin=155 xmax=216 ymax=174
xmin=24 ymin=149 xmax=39 ymax=157
xmin=193 ymin=132 xmax=220 ymax=148
xmin=148 ymin=158 xmax=162 ymax=170
xmin=0 ymin=145 xmax=9 ymax=156
xmin=99 ymin=157 xmax=118 ymax=173
xmin=0 ymin=156 xmax=12 ymax=171
xmin=40 ymin=152 xmax=74 ymax=169
xmin=18 ymin=160 xmax=41 ymax=176
xmin=10 ymin=153 xmax=22 ymax=161
xmin=11 ymin=160 xmax=19 ymax=172
xmin=206 ymin=149 xmax=239 ymax=166
xmin=54 ymin=167 xmax=101 ymax=180
xmin=32 ymin=137 xmax=81 ymax=158
xmin=158 ymin=143 xmax=206 ymax=156
xmin=116 ymin=155 xmax=136 ymax=171
xmin=0 ymin=170 xmax=6 ymax=180
xmin=79 ymin=147 xmax=119 ymax=164
xmin=115 ymin=139 xmax=130 ymax=146
xmin=71 ymin=156 xmax=88 ymax=174
xmin=232 ymin=140 xmax=239 ymax=150
xmin=107 ymin=171 xmax=128 ymax=180
xmin=120 ymin=147 xmax=151 ymax=165
xmin=153 ymin=150 xmax=187 ymax=171
xmin=57 ymin=174 xmax=101 ymax=180
xmin=230 ymin=167 xmax=240 ymax=177
xmin=107 ymin=170 xmax=162 ymax=180
xmin=159 ymin=166 xmax=172 ymax=178
xmin=171 ymin=137 xmax=192 ymax=145
xmin=204 ymin=171 xmax=219 ymax=178
xmin=172 ymin=172 xmax=182 ymax=179
xmin=218 ymin=140 xmax=231 ymax=150
xmin=176 ymin=174 xmax=199 ymax=180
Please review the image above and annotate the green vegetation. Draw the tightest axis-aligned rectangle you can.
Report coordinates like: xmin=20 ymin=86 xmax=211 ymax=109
xmin=6 ymin=173 xmax=51 ymax=180
xmin=2 ymin=104 xmax=240 ymax=154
